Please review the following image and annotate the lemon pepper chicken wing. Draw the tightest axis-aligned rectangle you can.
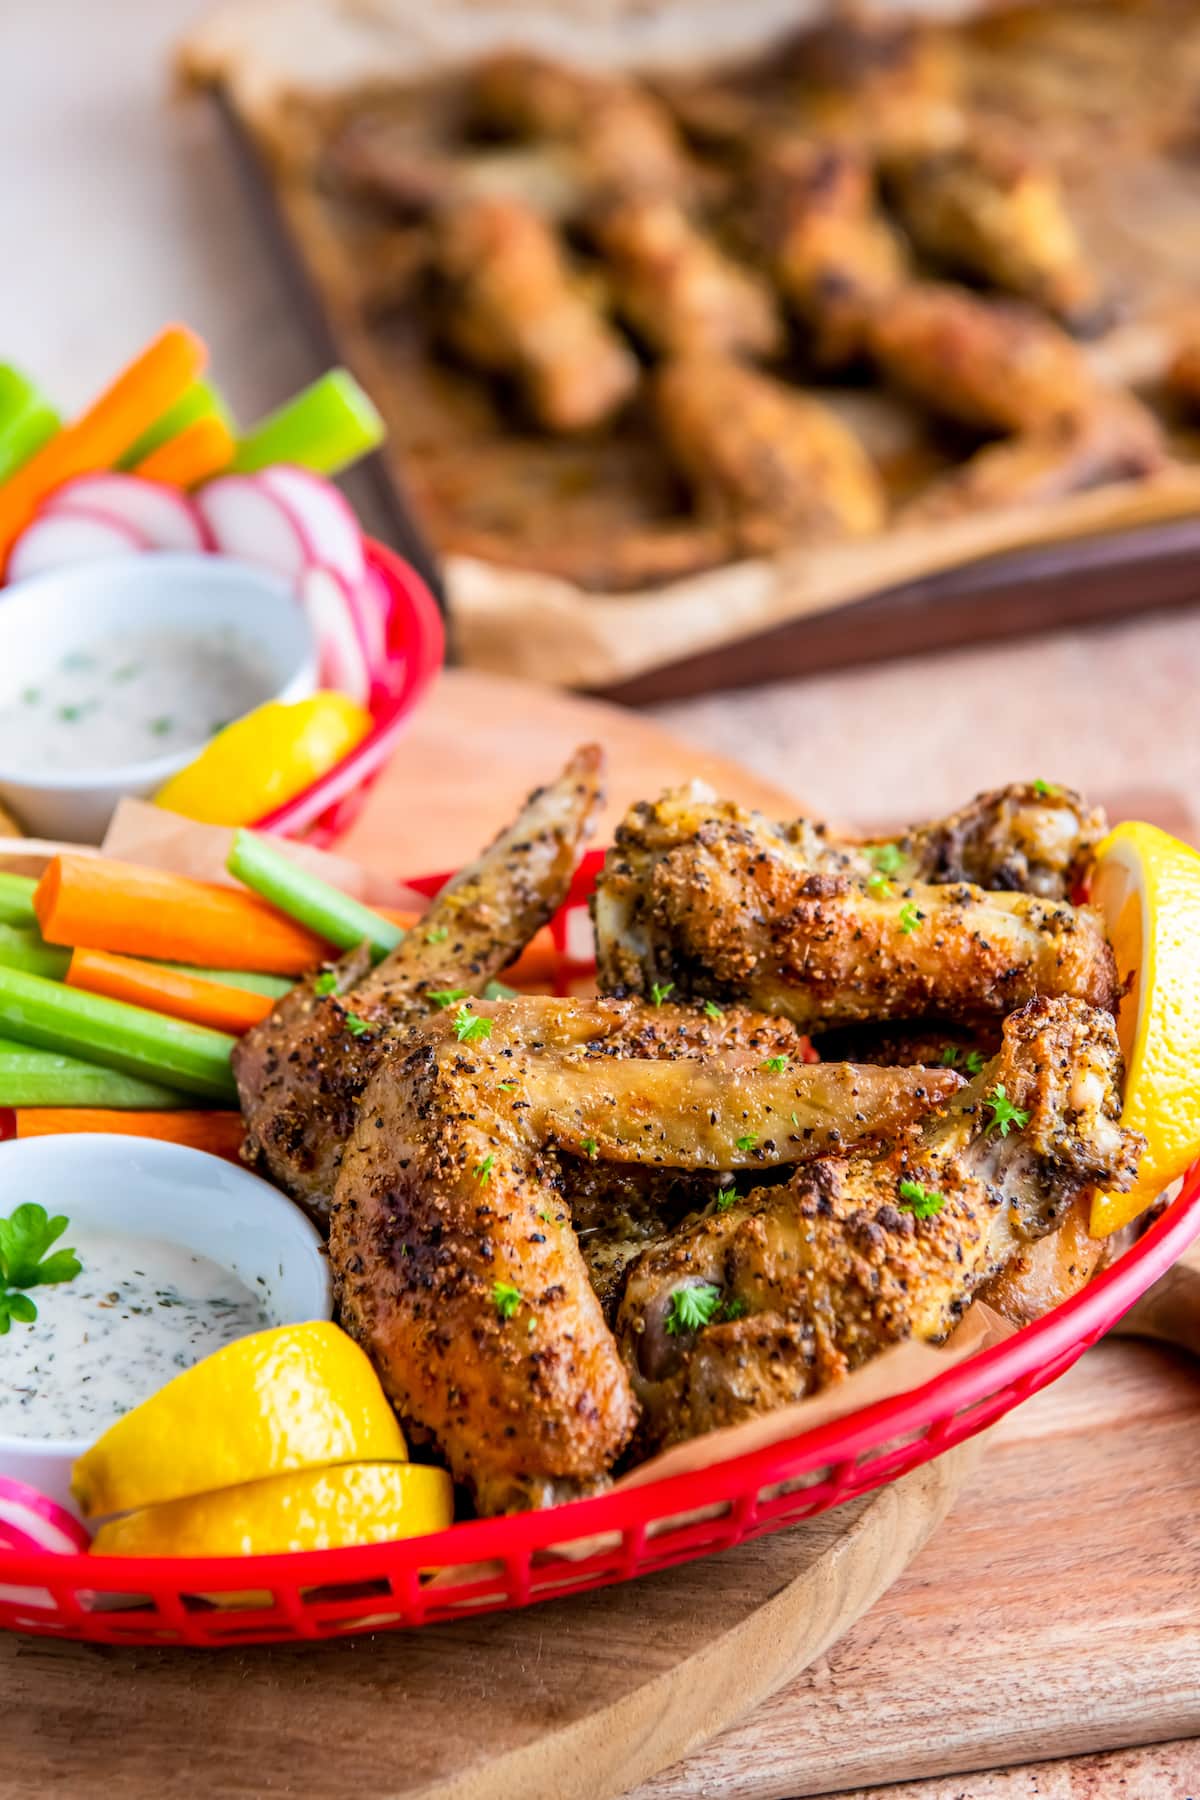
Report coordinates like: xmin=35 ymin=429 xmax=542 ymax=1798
xmin=653 ymin=356 xmax=885 ymax=551
xmin=592 ymin=783 xmax=1118 ymax=1029
xmin=233 ymin=747 xmax=603 ymax=1217
xmin=750 ymin=135 xmax=907 ymax=367
xmin=434 ymin=197 xmax=638 ymax=432
xmin=616 ymin=996 xmax=1143 ymax=1452
xmin=329 ymin=994 xmax=959 ymax=1512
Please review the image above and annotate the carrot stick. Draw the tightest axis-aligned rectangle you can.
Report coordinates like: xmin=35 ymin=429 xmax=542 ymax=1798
xmin=67 ymin=948 xmax=275 ymax=1035
xmin=0 ymin=326 xmax=206 ymax=561
xmin=134 ymin=415 xmax=234 ymax=488
xmin=10 ymin=1108 xmax=244 ymax=1161
xmin=34 ymin=854 xmax=328 ymax=975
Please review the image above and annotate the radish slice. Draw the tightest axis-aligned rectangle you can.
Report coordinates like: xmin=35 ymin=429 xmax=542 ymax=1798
xmin=7 ymin=507 xmax=149 ymax=582
xmin=259 ymin=465 xmax=365 ymax=589
xmin=300 ymin=565 xmax=371 ymax=706
xmin=44 ymin=474 xmax=206 ymax=553
xmin=347 ymin=573 xmax=388 ymax=676
xmin=193 ymin=474 xmax=315 ymax=581
xmin=0 ymin=1476 xmax=89 ymax=1556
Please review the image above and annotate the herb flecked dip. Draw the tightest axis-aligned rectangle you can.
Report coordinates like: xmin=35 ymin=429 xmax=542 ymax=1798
xmin=0 ymin=1227 xmax=274 ymax=1440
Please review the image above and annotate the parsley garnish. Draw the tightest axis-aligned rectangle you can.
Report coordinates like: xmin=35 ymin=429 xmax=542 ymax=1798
xmin=474 ymin=1153 xmax=496 ymax=1183
xmin=665 ymin=1283 xmax=722 ymax=1334
xmin=343 ymin=1012 xmax=371 ymax=1037
xmin=453 ymin=1005 xmax=492 ymax=1044
xmin=424 ymin=925 xmax=449 ymax=944
xmin=498 ymin=1081 xmax=518 ymax=1092
xmin=581 ymin=1137 xmax=598 ymax=1159
xmin=984 ymin=1085 xmax=1030 ymax=1137
xmin=1031 ymin=779 xmax=1059 ymax=799
xmin=716 ymin=1188 xmax=737 ymax=1212
xmin=313 ymin=971 xmax=337 ymax=997
xmin=897 ymin=1179 xmax=945 ymax=1219
xmin=722 ymin=1296 xmax=750 ymax=1321
xmin=867 ymin=871 xmax=893 ymax=898
xmin=650 ymin=981 xmax=675 ymax=1006
xmin=492 ymin=1280 xmax=522 ymax=1320
xmin=703 ymin=999 xmax=724 ymax=1020
xmin=964 ymin=1050 xmax=985 ymax=1077
xmin=429 ymin=987 xmax=469 ymax=1009
xmin=761 ymin=1055 xmax=789 ymax=1073
xmin=898 ymin=901 xmax=923 ymax=936
xmin=0 ymin=1204 xmax=82 ymax=1335
xmin=939 ymin=1046 xmax=959 ymax=1067
xmin=868 ymin=842 xmax=904 ymax=876
xmin=735 ymin=1133 xmax=758 ymax=1153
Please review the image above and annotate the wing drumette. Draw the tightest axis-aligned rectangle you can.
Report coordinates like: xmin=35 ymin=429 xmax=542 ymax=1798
xmin=615 ymin=996 xmax=1143 ymax=1450
xmin=234 ymin=748 xmax=603 ymax=1217
xmin=653 ymin=355 xmax=885 ymax=549
xmin=433 ymin=196 xmax=638 ymax=432
xmin=592 ymin=782 xmax=1117 ymax=1028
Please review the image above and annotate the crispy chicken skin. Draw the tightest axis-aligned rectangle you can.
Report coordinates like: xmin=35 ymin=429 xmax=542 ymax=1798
xmin=330 ymin=994 xmax=958 ymax=1511
xmin=975 ymin=1192 xmax=1110 ymax=1329
xmin=615 ymin=996 xmax=1143 ymax=1451
xmin=885 ymin=134 xmax=1100 ymax=329
xmin=592 ymin=198 xmax=783 ymax=361
xmin=469 ymin=51 xmax=692 ymax=201
xmin=653 ymin=356 xmax=885 ymax=550
xmin=433 ymin=197 xmax=638 ymax=432
xmin=751 ymin=135 xmax=907 ymax=366
xmin=234 ymin=747 xmax=602 ymax=1217
xmin=592 ymin=783 xmax=1118 ymax=1029
xmin=794 ymin=15 xmax=965 ymax=157
xmin=866 ymin=282 xmax=1095 ymax=435
xmin=880 ymin=779 xmax=1107 ymax=899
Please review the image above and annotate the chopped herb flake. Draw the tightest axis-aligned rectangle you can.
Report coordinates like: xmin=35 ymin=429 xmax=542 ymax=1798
xmin=703 ymin=999 xmax=724 ymax=1020
xmin=735 ymin=1133 xmax=758 ymax=1153
xmin=492 ymin=1281 xmax=522 ymax=1320
xmin=313 ymin=971 xmax=337 ymax=996
xmin=985 ymin=1085 xmax=1030 ymax=1137
xmin=898 ymin=1179 xmax=945 ymax=1219
xmin=343 ymin=1012 xmax=371 ymax=1037
xmin=581 ymin=1137 xmax=599 ymax=1159
xmin=424 ymin=926 xmax=449 ymax=944
xmin=721 ymin=1296 xmax=750 ymax=1321
xmin=868 ymin=842 xmax=904 ymax=876
xmin=429 ymin=987 xmax=469 ymax=1009
xmin=650 ymin=981 xmax=675 ymax=1006
xmin=867 ymin=871 xmax=893 ymax=897
xmin=665 ymin=1283 xmax=722 ymax=1334
xmin=473 ymin=1153 xmax=496 ymax=1183
xmin=898 ymin=901 xmax=923 ymax=936
xmin=964 ymin=1050 xmax=986 ymax=1077
xmin=761 ymin=1054 xmax=789 ymax=1073
xmin=453 ymin=1005 xmax=492 ymax=1044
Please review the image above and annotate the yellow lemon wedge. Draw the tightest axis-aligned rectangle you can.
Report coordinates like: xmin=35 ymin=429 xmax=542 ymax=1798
xmin=1089 ymin=820 xmax=1200 ymax=1235
xmin=72 ymin=1323 xmax=405 ymax=1520
xmin=155 ymin=692 xmax=371 ymax=827
xmin=89 ymin=1463 xmax=451 ymax=1558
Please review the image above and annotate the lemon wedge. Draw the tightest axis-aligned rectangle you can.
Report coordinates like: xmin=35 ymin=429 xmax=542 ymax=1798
xmin=90 ymin=1462 xmax=451 ymax=1558
xmin=155 ymin=692 xmax=371 ymax=827
xmin=72 ymin=1323 xmax=405 ymax=1520
xmin=1088 ymin=820 xmax=1200 ymax=1235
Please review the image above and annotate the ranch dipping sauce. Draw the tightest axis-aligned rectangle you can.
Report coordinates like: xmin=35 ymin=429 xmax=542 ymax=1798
xmin=0 ymin=1227 xmax=274 ymax=1441
xmin=0 ymin=626 xmax=275 ymax=774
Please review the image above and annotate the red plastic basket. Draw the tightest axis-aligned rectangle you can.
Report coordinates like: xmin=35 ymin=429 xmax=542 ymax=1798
xmin=252 ymin=537 xmax=444 ymax=847
xmin=3 ymin=861 xmax=1198 ymax=1645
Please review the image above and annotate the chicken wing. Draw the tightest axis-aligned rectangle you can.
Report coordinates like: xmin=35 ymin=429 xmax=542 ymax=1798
xmin=433 ymin=197 xmax=638 ymax=432
xmin=871 ymin=779 xmax=1107 ymax=899
xmin=234 ymin=747 xmax=603 ymax=1217
xmin=615 ymin=996 xmax=1143 ymax=1451
xmin=866 ymin=282 xmax=1095 ymax=435
xmin=884 ymin=134 xmax=1101 ymax=330
xmin=330 ymin=993 xmax=958 ymax=1511
xmin=592 ymin=198 xmax=783 ymax=362
xmin=794 ymin=15 xmax=965 ymax=158
xmin=592 ymin=783 xmax=1118 ymax=1029
xmin=750 ymin=135 xmax=907 ymax=366
xmin=653 ymin=356 xmax=885 ymax=550
xmin=469 ymin=51 xmax=692 ymax=202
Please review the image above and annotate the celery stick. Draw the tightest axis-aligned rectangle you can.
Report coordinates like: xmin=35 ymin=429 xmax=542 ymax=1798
xmin=0 ymin=392 xmax=60 ymax=484
xmin=231 ymin=371 xmax=384 ymax=476
xmin=153 ymin=961 xmax=293 ymax=999
xmin=483 ymin=980 xmax=518 ymax=1001
xmin=0 ymin=967 xmax=237 ymax=1102
xmin=0 ymin=873 xmax=37 ymax=929
xmin=228 ymin=830 xmax=401 ymax=960
xmin=0 ymin=1037 xmax=185 ymax=1108
xmin=118 ymin=379 xmax=234 ymax=470
xmin=0 ymin=925 xmax=69 ymax=981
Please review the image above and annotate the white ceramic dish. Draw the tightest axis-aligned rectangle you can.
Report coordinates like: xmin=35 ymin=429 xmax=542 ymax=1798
xmin=0 ymin=1135 xmax=331 ymax=1513
xmin=0 ymin=554 xmax=317 ymax=841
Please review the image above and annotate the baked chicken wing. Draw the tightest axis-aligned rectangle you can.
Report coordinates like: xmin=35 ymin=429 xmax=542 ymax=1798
xmin=592 ymin=782 xmax=1118 ymax=1029
xmin=330 ymin=993 xmax=958 ymax=1512
xmin=234 ymin=747 xmax=603 ymax=1217
xmin=433 ymin=196 xmax=638 ymax=432
xmin=593 ymin=197 xmax=783 ymax=361
xmin=653 ymin=355 xmax=885 ymax=550
xmin=615 ymin=995 xmax=1143 ymax=1451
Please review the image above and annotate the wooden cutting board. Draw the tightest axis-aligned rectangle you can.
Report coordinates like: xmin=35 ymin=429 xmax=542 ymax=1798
xmin=2 ymin=670 xmax=1197 ymax=1799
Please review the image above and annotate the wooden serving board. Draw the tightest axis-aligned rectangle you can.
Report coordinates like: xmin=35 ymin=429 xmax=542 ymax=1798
xmin=3 ymin=673 xmax=1198 ymax=1800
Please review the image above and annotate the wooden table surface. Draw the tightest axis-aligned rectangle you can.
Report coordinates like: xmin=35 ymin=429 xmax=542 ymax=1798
xmin=8 ymin=5 xmax=1200 ymax=1793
